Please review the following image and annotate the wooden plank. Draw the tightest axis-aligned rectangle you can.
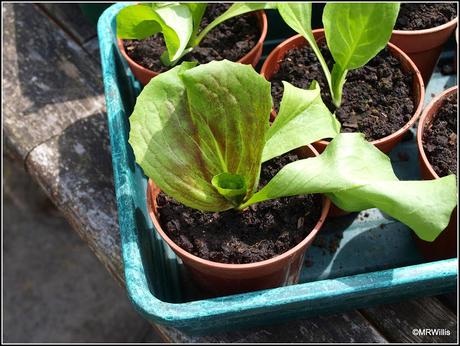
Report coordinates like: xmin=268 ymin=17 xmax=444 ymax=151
xmin=25 ymin=111 xmax=124 ymax=285
xmin=3 ymin=3 xmax=104 ymax=161
xmin=438 ymin=292 xmax=457 ymax=312
xmin=37 ymin=3 xmax=96 ymax=44
xmin=154 ymin=311 xmax=388 ymax=343
xmin=83 ymin=36 xmax=101 ymax=64
xmin=360 ymin=296 xmax=457 ymax=343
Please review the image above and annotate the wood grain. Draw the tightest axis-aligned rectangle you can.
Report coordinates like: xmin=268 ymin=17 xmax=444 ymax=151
xmin=38 ymin=3 xmax=96 ymax=44
xmin=3 ymin=3 xmax=104 ymax=161
xmin=25 ymin=112 xmax=124 ymax=285
xmin=360 ymin=296 xmax=457 ymax=343
xmin=155 ymin=311 xmax=388 ymax=343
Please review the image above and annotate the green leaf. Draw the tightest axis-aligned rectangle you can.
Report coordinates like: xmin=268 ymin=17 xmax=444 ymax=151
xmin=262 ymin=81 xmax=340 ymax=162
xmin=182 ymin=3 xmax=207 ymax=41
xmin=153 ymin=4 xmax=193 ymax=63
xmin=193 ymin=2 xmax=278 ymax=45
xmin=116 ymin=4 xmax=193 ymax=64
xmin=241 ymin=133 xmax=457 ymax=241
xmin=116 ymin=5 xmax=161 ymax=39
xmin=129 ymin=60 xmax=272 ymax=212
xmin=324 ymin=2 xmax=400 ymax=70
xmin=323 ymin=3 xmax=400 ymax=106
xmin=277 ymin=3 xmax=332 ymax=94
xmin=212 ymin=172 xmax=247 ymax=206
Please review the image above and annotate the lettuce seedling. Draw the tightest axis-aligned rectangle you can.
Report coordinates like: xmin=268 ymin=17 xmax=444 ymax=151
xmin=129 ymin=60 xmax=456 ymax=242
xmin=116 ymin=2 xmax=277 ymax=66
xmin=277 ymin=2 xmax=400 ymax=107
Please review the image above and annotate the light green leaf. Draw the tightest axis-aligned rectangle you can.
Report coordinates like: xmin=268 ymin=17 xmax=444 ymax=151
xmin=277 ymin=3 xmax=332 ymax=93
xmin=262 ymin=81 xmax=340 ymax=162
xmin=116 ymin=5 xmax=162 ymax=39
xmin=193 ymin=2 xmax=278 ymax=45
xmin=324 ymin=2 xmax=400 ymax=70
xmin=212 ymin=172 xmax=247 ymax=206
xmin=129 ymin=60 xmax=272 ymax=211
xmin=153 ymin=4 xmax=193 ymax=63
xmin=182 ymin=3 xmax=207 ymax=41
xmin=116 ymin=4 xmax=193 ymax=64
xmin=242 ymin=133 xmax=457 ymax=241
xmin=324 ymin=3 xmax=400 ymax=105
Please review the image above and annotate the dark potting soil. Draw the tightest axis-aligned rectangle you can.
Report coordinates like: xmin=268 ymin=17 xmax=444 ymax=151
xmin=423 ymin=92 xmax=457 ymax=177
xmin=123 ymin=3 xmax=259 ymax=73
xmin=156 ymin=153 xmax=322 ymax=264
xmin=270 ymin=42 xmax=415 ymax=141
xmin=395 ymin=3 xmax=457 ymax=30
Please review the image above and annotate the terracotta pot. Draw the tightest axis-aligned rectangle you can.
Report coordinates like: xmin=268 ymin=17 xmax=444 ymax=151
xmin=260 ymin=30 xmax=425 ymax=155
xmin=415 ymin=85 xmax=457 ymax=261
xmin=146 ymin=145 xmax=331 ymax=296
xmin=390 ymin=17 xmax=458 ymax=86
xmin=118 ymin=11 xmax=268 ymax=86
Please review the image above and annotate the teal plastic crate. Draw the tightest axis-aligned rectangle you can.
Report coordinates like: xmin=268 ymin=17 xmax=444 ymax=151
xmin=98 ymin=3 xmax=457 ymax=334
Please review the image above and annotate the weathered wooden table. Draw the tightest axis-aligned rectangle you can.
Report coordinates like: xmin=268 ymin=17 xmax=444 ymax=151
xmin=4 ymin=3 xmax=458 ymax=343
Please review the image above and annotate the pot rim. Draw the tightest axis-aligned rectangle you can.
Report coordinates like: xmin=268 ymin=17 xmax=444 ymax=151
xmin=392 ymin=16 xmax=458 ymax=36
xmin=146 ymin=144 xmax=331 ymax=271
xmin=116 ymin=10 xmax=268 ymax=78
xmin=416 ymin=85 xmax=458 ymax=180
xmin=260 ymin=30 xmax=425 ymax=149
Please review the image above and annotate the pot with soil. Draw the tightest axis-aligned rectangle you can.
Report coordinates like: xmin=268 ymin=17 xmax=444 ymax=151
xmin=117 ymin=3 xmax=268 ymax=86
xmin=129 ymin=59 xmax=456 ymax=296
xmin=390 ymin=3 xmax=458 ymax=85
xmin=147 ymin=146 xmax=331 ymax=296
xmin=260 ymin=29 xmax=425 ymax=155
xmin=416 ymin=86 xmax=458 ymax=261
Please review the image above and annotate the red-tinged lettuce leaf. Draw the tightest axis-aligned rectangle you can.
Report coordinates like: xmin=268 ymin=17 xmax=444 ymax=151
xmin=242 ymin=133 xmax=457 ymax=241
xmin=129 ymin=60 xmax=271 ymax=211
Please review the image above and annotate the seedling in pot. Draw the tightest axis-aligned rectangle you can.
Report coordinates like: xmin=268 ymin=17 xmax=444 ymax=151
xmin=129 ymin=59 xmax=456 ymax=243
xmin=116 ymin=2 xmax=277 ymax=66
xmin=277 ymin=2 xmax=401 ymax=107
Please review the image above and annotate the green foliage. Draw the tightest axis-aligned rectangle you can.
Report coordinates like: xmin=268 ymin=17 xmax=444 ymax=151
xmin=116 ymin=4 xmax=193 ymax=63
xmin=129 ymin=60 xmax=457 ymax=241
xmin=129 ymin=60 xmax=271 ymax=211
xmin=262 ymin=81 xmax=340 ymax=162
xmin=117 ymin=2 xmax=277 ymax=66
xmin=242 ymin=133 xmax=456 ymax=241
xmin=277 ymin=3 xmax=332 ymax=93
xmin=277 ymin=2 xmax=400 ymax=107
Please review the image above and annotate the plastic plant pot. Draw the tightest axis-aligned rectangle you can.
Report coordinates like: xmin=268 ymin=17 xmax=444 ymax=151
xmin=118 ymin=11 xmax=268 ymax=86
xmin=415 ymin=85 xmax=457 ymax=261
xmin=390 ymin=16 xmax=458 ymax=86
xmin=146 ymin=144 xmax=331 ymax=296
xmin=260 ymin=29 xmax=425 ymax=155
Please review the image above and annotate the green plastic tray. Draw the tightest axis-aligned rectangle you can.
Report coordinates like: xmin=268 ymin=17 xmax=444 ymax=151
xmin=98 ymin=3 xmax=457 ymax=334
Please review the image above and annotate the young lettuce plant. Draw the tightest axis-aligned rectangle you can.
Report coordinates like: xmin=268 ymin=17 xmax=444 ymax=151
xmin=116 ymin=2 xmax=277 ymax=66
xmin=277 ymin=2 xmax=400 ymax=107
xmin=129 ymin=60 xmax=456 ymax=242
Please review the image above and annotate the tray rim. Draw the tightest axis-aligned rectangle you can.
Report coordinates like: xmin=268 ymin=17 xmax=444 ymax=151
xmin=98 ymin=2 xmax=458 ymax=332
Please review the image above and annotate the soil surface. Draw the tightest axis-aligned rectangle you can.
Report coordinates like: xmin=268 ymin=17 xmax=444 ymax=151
xmin=156 ymin=153 xmax=322 ymax=264
xmin=395 ymin=3 xmax=457 ymax=30
xmin=270 ymin=41 xmax=415 ymax=141
xmin=123 ymin=3 xmax=259 ymax=73
xmin=423 ymin=92 xmax=457 ymax=177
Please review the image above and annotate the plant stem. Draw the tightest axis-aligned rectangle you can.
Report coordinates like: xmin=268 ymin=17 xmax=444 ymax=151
xmin=331 ymin=64 xmax=348 ymax=108
xmin=309 ymin=40 xmax=333 ymax=99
